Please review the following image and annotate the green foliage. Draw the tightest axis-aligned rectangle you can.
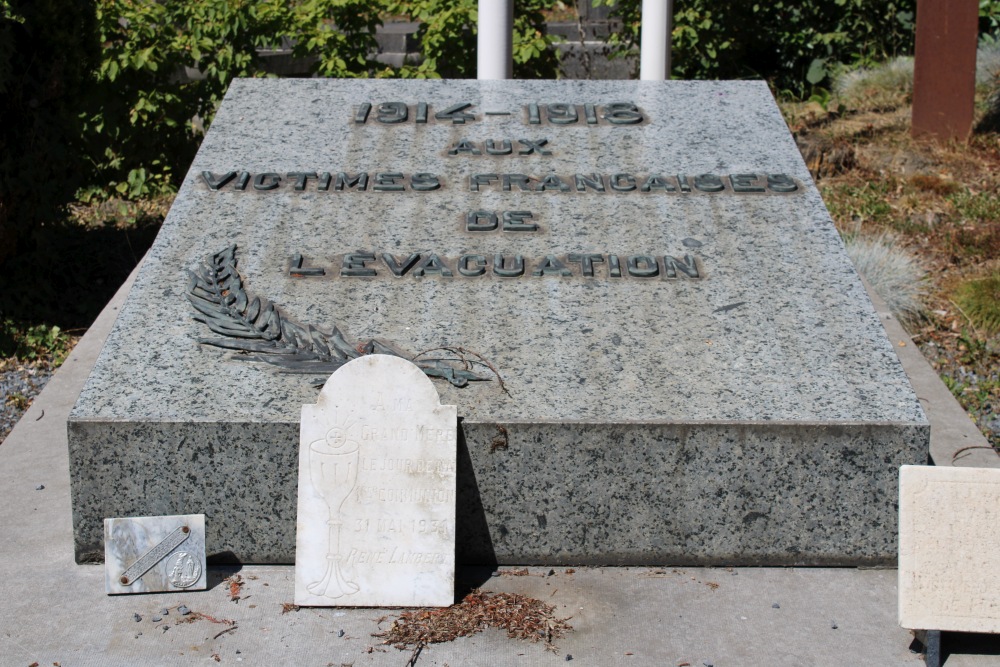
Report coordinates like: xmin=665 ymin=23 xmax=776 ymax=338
xmin=821 ymin=180 xmax=896 ymax=228
xmin=950 ymin=189 xmax=1000 ymax=224
xmin=3 ymin=0 xmax=566 ymax=269
xmin=0 ymin=0 xmax=98 ymax=261
xmin=80 ymin=0 xmax=560 ymax=199
xmin=80 ymin=0 xmax=385 ymax=201
xmin=977 ymin=85 xmax=1000 ymax=133
xmin=954 ymin=272 xmax=1000 ymax=335
xmin=0 ymin=320 xmax=73 ymax=366
xmin=596 ymin=0 xmax=916 ymax=96
xmin=385 ymin=0 xmax=560 ymax=78
xmin=982 ymin=0 xmax=1000 ymax=36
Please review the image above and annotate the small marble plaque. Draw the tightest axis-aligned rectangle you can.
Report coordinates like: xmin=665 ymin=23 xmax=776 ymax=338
xmin=104 ymin=514 xmax=206 ymax=594
xmin=899 ymin=465 xmax=1000 ymax=632
xmin=294 ymin=354 xmax=457 ymax=607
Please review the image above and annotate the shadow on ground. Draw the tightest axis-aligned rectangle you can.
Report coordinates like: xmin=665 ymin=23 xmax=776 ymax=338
xmin=0 ymin=215 xmax=161 ymax=334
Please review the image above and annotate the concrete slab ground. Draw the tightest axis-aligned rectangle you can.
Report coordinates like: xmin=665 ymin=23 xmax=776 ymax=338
xmin=1 ymin=266 xmax=998 ymax=666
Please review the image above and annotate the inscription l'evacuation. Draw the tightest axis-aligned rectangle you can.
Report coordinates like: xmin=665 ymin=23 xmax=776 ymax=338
xmin=290 ymin=250 xmax=702 ymax=281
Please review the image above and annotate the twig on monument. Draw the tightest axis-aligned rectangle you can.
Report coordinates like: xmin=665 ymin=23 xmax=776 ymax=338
xmin=225 ymin=573 xmax=244 ymax=602
xmin=177 ymin=611 xmax=235 ymax=626
xmin=490 ymin=424 xmax=509 ymax=453
xmin=414 ymin=346 xmax=510 ymax=397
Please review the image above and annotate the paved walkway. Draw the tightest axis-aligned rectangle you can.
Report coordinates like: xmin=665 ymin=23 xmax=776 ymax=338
xmin=0 ymin=267 xmax=997 ymax=666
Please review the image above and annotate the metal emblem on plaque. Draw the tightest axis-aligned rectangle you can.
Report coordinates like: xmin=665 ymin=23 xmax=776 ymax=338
xmin=104 ymin=514 xmax=207 ymax=594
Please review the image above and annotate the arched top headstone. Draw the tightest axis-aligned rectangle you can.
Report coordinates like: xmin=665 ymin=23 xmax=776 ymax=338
xmin=294 ymin=355 xmax=457 ymax=607
xmin=313 ymin=354 xmax=452 ymax=412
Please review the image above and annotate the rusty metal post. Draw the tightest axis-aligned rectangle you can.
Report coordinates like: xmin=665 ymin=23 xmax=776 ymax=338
xmin=911 ymin=0 xmax=979 ymax=141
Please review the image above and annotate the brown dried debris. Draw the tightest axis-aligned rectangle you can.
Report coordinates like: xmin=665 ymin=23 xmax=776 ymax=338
xmin=490 ymin=424 xmax=509 ymax=453
xmin=281 ymin=602 xmax=300 ymax=615
xmin=373 ymin=589 xmax=573 ymax=652
xmin=176 ymin=611 xmax=236 ymax=626
xmin=225 ymin=574 xmax=244 ymax=602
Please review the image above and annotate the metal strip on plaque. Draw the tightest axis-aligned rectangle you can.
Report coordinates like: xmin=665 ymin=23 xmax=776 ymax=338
xmin=119 ymin=525 xmax=190 ymax=586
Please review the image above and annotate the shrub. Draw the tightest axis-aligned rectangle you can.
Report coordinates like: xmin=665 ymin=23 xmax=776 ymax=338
xmin=953 ymin=271 xmax=1000 ymax=335
xmin=977 ymin=36 xmax=1000 ymax=132
xmin=78 ymin=0 xmax=385 ymax=202
xmin=832 ymin=57 xmax=913 ymax=111
xmin=596 ymin=0 xmax=917 ymax=96
xmin=844 ymin=232 xmax=926 ymax=325
xmin=79 ymin=1 xmax=560 ymax=200
xmin=385 ymin=0 xmax=560 ymax=79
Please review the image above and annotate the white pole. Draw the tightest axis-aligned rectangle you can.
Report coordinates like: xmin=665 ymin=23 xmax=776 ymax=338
xmin=478 ymin=0 xmax=514 ymax=80
xmin=640 ymin=0 xmax=672 ymax=80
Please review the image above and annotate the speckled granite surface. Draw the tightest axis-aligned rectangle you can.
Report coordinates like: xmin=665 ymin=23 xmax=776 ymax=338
xmin=69 ymin=79 xmax=927 ymax=564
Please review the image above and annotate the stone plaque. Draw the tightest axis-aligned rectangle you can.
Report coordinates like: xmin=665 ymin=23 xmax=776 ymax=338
xmin=294 ymin=354 xmax=456 ymax=607
xmin=899 ymin=465 xmax=1000 ymax=633
xmin=104 ymin=514 xmax=206 ymax=594
xmin=69 ymin=79 xmax=927 ymax=566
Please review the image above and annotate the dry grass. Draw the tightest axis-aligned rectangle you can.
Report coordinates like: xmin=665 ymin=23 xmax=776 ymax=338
xmin=834 ymin=57 xmax=914 ymax=112
xmin=795 ymin=81 xmax=1000 ymax=449
xmin=953 ymin=270 xmax=1000 ymax=335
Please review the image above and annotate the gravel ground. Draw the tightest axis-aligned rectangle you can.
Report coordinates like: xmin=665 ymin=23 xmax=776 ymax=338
xmin=0 ymin=359 xmax=55 ymax=445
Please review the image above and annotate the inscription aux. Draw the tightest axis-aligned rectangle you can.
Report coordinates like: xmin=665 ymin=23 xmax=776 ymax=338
xmin=201 ymin=171 xmax=799 ymax=194
xmin=291 ymin=252 xmax=703 ymax=280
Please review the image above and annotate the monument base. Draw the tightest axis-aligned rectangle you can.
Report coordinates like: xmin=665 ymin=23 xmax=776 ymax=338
xmin=69 ymin=419 xmax=923 ymax=565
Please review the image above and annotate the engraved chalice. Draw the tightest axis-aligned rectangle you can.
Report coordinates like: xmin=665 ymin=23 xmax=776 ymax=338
xmin=307 ymin=425 xmax=360 ymax=598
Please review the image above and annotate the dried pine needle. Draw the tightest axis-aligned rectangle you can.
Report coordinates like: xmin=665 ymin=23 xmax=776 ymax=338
xmin=374 ymin=589 xmax=572 ymax=652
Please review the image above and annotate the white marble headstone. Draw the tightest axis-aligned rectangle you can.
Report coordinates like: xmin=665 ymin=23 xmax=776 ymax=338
xmin=294 ymin=354 xmax=457 ymax=607
xmin=899 ymin=465 xmax=1000 ymax=632
xmin=104 ymin=514 xmax=207 ymax=594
